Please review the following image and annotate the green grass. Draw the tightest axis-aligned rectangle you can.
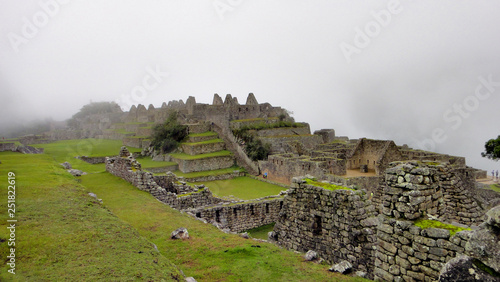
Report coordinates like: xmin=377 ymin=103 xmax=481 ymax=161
xmin=202 ymin=177 xmax=286 ymax=200
xmin=135 ymin=157 xmax=177 ymax=169
xmin=0 ymin=139 xmax=368 ymax=281
xmin=488 ymin=184 xmax=500 ymax=193
xmin=29 ymin=139 xmax=141 ymax=174
xmin=171 ymin=166 xmax=244 ymax=178
xmin=304 ymin=178 xmax=353 ymax=191
xmin=0 ymin=151 xmax=181 ymax=281
xmin=33 ymin=139 xmax=141 ymax=157
xmin=81 ymin=172 xmax=360 ymax=281
xmin=188 ymin=131 xmax=217 ymax=138
xmin=246 ymin=223 xmax=275 ymax=240
xmin=169 ymin=150 xmax=232 ymax=160
xmin=182 ymin=139 xmax=223 ymax=146
xmin=414 ymin=219 xmax=471 ymax=237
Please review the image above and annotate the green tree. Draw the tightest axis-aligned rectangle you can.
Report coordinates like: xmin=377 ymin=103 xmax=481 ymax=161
xmin=150 ymin=112 xmax=188 ymax=154
xmin=482 ymin=135 xmax=500 ymax=160
xmin=245 ymin=138 xmax=271 ymax=161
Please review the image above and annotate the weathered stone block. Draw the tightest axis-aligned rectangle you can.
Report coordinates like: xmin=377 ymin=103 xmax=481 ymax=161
xmin=423 ymin=228 xmax=450 ymax=239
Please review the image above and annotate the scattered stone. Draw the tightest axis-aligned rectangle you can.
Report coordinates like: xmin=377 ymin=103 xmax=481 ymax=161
xmin=185 ymin=277 xmax=197 ymax=282
xmin=88 ymin=193 xmax=102 ymax=203
xmin=485 ymin=205 xmax=500 ymax=228
xmin=329 ymin=260 xmax=352 ymax=274
xmin=239 ymin=232 xmax=250 ymax=239
xmin=61 ymin=162 xmax=72 ymax=169
xmin=68 ymin=169 xmax=86 ymax=176
xmin=355 ymin=270 xmax=367 ymax=278
xmin=304 ymin=250 xmax=317 ymax=261
xmin=171 ymin=227 xmax=190 ymax=240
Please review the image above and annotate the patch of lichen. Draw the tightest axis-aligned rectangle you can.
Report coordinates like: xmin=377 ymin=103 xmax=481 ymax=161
xmin=414 ymin=219 xmax=471 ymax=237
xmin=304 ymin=178 xmax=353 ymax=191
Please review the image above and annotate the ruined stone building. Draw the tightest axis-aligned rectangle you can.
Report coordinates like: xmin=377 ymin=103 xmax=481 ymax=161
xmin=16 ymin=93 xmax=499 ymax=280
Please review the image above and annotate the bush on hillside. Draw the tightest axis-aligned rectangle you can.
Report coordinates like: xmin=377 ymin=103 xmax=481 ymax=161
xmin=150 ymin=112 xmax=188 ymax=154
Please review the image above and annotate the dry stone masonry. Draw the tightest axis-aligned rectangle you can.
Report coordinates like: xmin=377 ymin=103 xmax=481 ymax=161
xmin=271 ymin=178 xmax=378 ymax=276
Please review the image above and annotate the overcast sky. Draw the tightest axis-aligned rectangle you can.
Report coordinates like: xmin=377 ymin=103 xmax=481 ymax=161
xmin=1 ymin=0 xmax=499 ymax=172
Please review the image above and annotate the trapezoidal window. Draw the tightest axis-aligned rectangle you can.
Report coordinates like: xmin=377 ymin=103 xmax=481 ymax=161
xmin=265 ymin=203 xmax=270 ymax=213
xmin=215 ymin=210 xmax=220 ymax=223
xmin=312 ymin=215 xmax=322 ymax=235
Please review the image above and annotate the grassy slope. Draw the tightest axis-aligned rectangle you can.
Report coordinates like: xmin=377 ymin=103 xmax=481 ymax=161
xmin=0 ymin=139 xmax=366 ymax=281
xmin=0 ymin=151 xmax=181 ymax=281
xmin=82 ymin=172 xmax=360 ymax=282
xmin=201 ymin=177 xmax=286 ymax=200
xmin=33 ymin=139 xmax=141 ymax=158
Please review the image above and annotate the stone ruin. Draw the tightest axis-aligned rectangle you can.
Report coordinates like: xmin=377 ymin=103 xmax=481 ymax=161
xmin=16 ymin=93 xmax=498 ymax=280
xmin=270 ymin=161 xmax=500 ymax=280
xmin=105 ymin=147 xmax=283 ymax=232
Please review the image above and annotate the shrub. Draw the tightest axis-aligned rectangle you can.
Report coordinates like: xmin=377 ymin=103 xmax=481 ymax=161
xmin=150 ymin=112 xmax=188 ymax=153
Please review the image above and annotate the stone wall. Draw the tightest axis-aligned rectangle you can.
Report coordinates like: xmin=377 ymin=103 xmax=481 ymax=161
xmin=172 ymin=155 xmax=235 ymax=173
xmin=49 ymin=130 xmax=82 ymax=140
xmin=374 ymin=216 xmax=470 ymax=281
xmin=260 ymin=135 xmax=323 ymax=154
xmin=79 ymin=156 xmax=107 ymax=164
xmin=0 ymin=143 xmax=16 ymax=152
xmin=347 ymin=139 xmax=403 ymax=175
xmin=181 ymin=141 xmax=225 ymax=155
xmin=105 ymin=148 xmax=228 ymax=210
xmin=189 ymin=197 xmax=284 ymax=233
xmin=259 ymin=154 xmax=346 ymax=184
xmin=181 ymin=171 xmax=245 ymax=183
xmin=122 ymin=137 xmax=145 ymax=148
xmin=271 ymin=180 xmax=378 ymax=276
xmin=372 ymin=161 xmax=489 ymax=281
xmin=252 ymin=126 xmax=311 ymax=137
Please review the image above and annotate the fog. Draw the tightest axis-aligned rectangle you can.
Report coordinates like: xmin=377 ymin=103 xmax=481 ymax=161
xmin=1 ymin=0 xmax=499 ymax=172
